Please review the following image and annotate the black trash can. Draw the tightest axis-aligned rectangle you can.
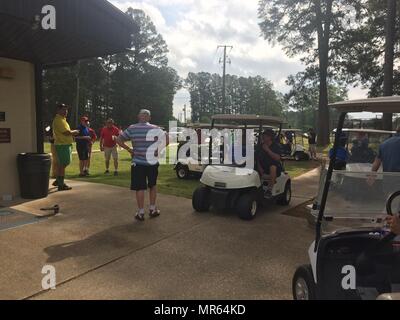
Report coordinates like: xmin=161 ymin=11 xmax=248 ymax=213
xmin=17 ymin=153 xmax=51 ymax=199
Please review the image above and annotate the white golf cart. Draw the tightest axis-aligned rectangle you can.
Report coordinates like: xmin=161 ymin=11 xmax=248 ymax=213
xmin=174 ymin=123 xmax=236 ymax=179
xmin=293 ymin=97 xmax=400 ymax=300
xmin=192 ymin=114 xmax=292 ymax=221
xmin=278 ymin=129 xmax=310 ymax=161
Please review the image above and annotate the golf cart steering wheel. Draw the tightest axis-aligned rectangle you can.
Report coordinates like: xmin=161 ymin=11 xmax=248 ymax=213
xmin=356 ymin=191 xmax=399 ymax=276
xmin=384 ymin=190 xmax=400 ymax=241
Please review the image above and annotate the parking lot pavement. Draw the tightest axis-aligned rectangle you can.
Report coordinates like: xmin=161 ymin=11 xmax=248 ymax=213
xmin=0 ymin=169 xmax=319 ymax=300
xmin=291 ymin=167 xmax=321 ymax=200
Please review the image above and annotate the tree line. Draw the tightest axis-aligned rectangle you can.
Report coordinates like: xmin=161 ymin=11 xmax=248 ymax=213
xmin=186 ymin=73 xmax=285 ymax=123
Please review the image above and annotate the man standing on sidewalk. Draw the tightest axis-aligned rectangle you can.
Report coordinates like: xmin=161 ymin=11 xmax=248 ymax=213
xmin=308 ymin=128 xmax=317 ymax=160
xmin=100 ymin=119 xmax=120 ymax=176
xmin=52 ymin=104 xmax=79 ymax=191
xmin=116 ymin=109 xmax=166 ymax=221
xmin=75 ymin=116 xmax=91 ymax=177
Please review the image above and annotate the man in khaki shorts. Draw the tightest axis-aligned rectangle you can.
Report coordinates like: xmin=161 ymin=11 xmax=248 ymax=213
xmin=100 ymin=119 xmax=120 ymax=176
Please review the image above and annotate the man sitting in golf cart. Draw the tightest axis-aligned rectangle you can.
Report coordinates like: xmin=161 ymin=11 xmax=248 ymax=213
xmin=350 ymin=131 xmax=374 ymax=163
xmin=256 ymin=128 xmax=283 ymax=197
xmin=329 ymin=133 xmax=349 ymax=170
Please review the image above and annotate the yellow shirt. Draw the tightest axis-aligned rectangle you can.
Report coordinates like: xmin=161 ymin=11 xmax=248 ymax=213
xmin=52 ymin=114 xmax=73 ymax=145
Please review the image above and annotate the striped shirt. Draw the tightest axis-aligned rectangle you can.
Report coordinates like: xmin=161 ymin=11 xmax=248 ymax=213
xmin=121 ymin=122 xmax=164 ymax=166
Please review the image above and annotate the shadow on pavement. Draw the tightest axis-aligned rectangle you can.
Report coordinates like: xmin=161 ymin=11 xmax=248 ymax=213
xmin=44 ymin=223 xmax=146 ymax=263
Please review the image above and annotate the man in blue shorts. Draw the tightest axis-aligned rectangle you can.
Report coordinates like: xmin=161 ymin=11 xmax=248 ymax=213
xmin=117 ymin=109 xmax=167 ymax=221
xmin=75 ymin=116 xmax=91 ymax=177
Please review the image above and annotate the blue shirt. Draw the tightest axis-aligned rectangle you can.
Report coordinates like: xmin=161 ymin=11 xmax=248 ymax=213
xmin=121 ymin=122 xmax=164 ymax=166
xmin=378 ymin=133 xmax=400 ymax=172
xmin=76 ymin=124 xmax=90 ymax=147
xmin=329 ymin=147 xmax=348 ymax=162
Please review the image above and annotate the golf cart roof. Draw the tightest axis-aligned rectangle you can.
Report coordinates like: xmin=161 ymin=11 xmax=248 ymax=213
xmin=280 ymin=128 xmax=303 ymax=133
xmin=329 ymin=96 xmax=400 ymax=113
xmin=332 ymin=128 xmax=395 ymax=134
xmin=186 ymin=123 xmax=212 ymax=129
xmin=186 ymin=123 xmax=248 ymax=129
xmin=212 ymin=114 xmax=284 ymax=126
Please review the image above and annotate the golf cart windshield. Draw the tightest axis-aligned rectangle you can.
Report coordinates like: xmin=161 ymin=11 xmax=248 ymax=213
xmin=321 ymin=170 xmax=400 ymax=233
xmin=314 ymin=97 xmax=400 ymax=244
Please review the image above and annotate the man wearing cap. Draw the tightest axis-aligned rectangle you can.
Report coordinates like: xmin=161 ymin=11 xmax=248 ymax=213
xmin=75 ymin=116 xmax=91 ymax=177
xmin=256 ymin=128 xmax=283 ymax=198
xmin=117 ymin=109 xmax=166 ymax=221
xmin=100 ymin=119 xmax=120 ymax=176
xmin=52 ymin=104 xmax=79 ymax=191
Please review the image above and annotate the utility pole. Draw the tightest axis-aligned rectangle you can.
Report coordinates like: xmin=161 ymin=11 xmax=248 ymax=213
xmin=183 ymin=104 xmax=187 ymax=124
xmin=218 ymin=45 xmax=233 ymax=114
xmin=382 ymin=0 xmax=396 ymax=130
xmin=75 ymin=60 xmax=80 ymax=127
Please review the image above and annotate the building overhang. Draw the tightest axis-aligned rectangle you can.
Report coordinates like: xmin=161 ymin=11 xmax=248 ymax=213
xmin=0 ymin=0 xmax=135 ymax=66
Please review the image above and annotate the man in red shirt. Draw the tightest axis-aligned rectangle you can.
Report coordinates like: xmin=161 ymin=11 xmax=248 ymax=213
xmin=100 ymin=119 xmax=120 ymax=175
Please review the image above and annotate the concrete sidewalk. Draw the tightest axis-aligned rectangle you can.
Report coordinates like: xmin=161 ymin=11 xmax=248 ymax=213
xmin=0 ymin=168 xmax=320 ymax=300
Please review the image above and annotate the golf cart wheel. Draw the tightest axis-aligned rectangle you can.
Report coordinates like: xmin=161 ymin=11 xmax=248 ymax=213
xmin=176 ymin=164 xmax=189 ymax=179
xmin=292 ymin=265 xmax=316 ymax=300
xmin=237 ymin=193 xmax=258 ymax=221
xmin=277 ymin=182 xmax=291 ymax=206
xmin=294 ymin=152 xmax=302 ymax=161
xmin=192 ymin=187 xmax=211 ymax=212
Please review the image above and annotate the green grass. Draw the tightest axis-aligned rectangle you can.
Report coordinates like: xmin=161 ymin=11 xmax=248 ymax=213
xmin=55 ymin=145 xmax=319 ymax=199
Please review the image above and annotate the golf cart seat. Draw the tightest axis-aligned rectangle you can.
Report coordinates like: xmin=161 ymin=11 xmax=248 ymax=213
xmin=280 ymin=143 xmax=292 ymax=156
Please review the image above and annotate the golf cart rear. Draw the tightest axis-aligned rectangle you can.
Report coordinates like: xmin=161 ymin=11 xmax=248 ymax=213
xmin=192 ymin=114 xmax=292 ymax=221
xmin=293 ymin=96 xmax=400 ymax=300
xmin=279 ymin=129 xmax=310 ymax=161
xmin=174 ymin=123 xmax=240 ymax=179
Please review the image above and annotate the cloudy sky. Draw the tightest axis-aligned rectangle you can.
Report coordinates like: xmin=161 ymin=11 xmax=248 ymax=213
xmin=110 ymin=0 xmax=366 ymax=120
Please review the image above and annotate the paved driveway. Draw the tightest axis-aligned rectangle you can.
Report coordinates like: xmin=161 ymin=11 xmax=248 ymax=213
xmin=0 ymin=169 xmax=319 ymax=300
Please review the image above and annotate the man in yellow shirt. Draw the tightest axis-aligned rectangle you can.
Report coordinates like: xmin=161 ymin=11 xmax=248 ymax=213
xmin=52 ymin=104 xmax=79 ymax=191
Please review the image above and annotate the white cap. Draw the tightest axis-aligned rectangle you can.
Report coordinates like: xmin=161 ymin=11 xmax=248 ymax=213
xmin=139 ymin=109 xmax=151 ymax=116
